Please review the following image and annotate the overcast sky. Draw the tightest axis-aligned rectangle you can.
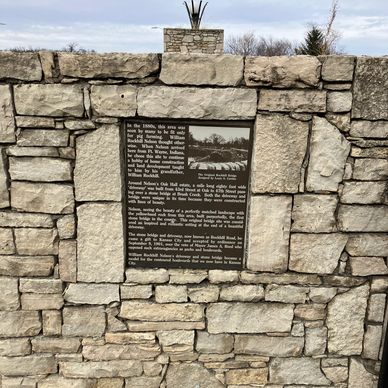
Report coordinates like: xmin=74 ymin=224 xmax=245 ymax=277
xmin=0 ymin=0 xmax=387 ymax=55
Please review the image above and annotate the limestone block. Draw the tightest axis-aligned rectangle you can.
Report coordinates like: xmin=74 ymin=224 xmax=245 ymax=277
xmin=0 ymin=149 xmax=10 ymax=208
xmin=14 ymin=228 xmax=58 ymax=255
xmin=7 ymin=146 xmax=59 ymax=157
xmin=59 ymin=240 xmax=77 ymax=283
xmin=350 ymin=120 xmax=388 ymax=138
xmin=292 ymin=194 xmax=337 ymax=232
xmin=74 ymin=125 xmax=122 ymax=201
xmin=125 ymin=376 xmax=161 ymax=388
xmin=161 ymin=53 xmax=243 ymax=86
xmin=240 ymin=271 xmax=321 ymax=286
xmin=0 ymin=212 xmax=53 ymax=229
xmin=351 ymin=146 xmax=388 ymax=159
xmin=294 ymin=304 xmax=326 ymax=320
xmin=247 ymin=196 xmax=292 ymax=273
xmin=322 ymin=365 xmax=348 ymax=384
xmin=305 ymin=326 xmax=327 ymax=356
xmin=64 ymin=119 xmax=95 ymax=130
xmin=137 ymin=86 xmax=257 ymax=120
xmin=196 ymin=332 xmax=233 ymax=354
xmin=290 ymin=234 xmax=347 ymax=274
xmin=9 ymin=157 xmax=72 ymax=182
xmin=120 ymin=285 xmax=153 ymax=299
xmin=321 ymin=55 xmax=355 ymax=81
xmin=91 ymin=85 xmax=137 ymax=117
xmin=57 ymin=215 xmax=76 ymax=239
xmin=188 ymin=286 xmax=219 ymax=303
xmin=352 ymin=57 xmax=388 ymax=120
xmin=0 ymin=355 xmax=56 ymax=376
xmin=368 ymin=294 xmax=386 ymax=325
xmin=341 ymin=181 xmax=387 ymax=204
xmin=208 ymin=270 xmax=239 ymax=283
xmin=245 ymin=55 xmax=321 ymax=87
xmin=77 ymin=203 xmax=124 ymax=283
xmin=58 ymin=53 xmax=159 ymax=79
xmin=207 ymin=302 xmax=293 ymax=334
xmin=350 ymin=257 xmax=388 ymax=277
xmin=327 ymin=92 xmax=353 ymax=112
xmin=270 ymin=357 xmax=331 ymax=385
xmin=326 ymin=112 xmax=351 ymax=133
xmin=338 ymin=205 xmax=388 ymax=232
xmin=14 ymin=84 xmax=84 ymax=117
xmin=353 ymin=158 xmax=388 ymax=181
xmin=306 ymin=117 xmax=350 ymax=192
xmin=347 ymin=234 xmax=388 ymax=257
xmin=363 ymin=325 xmax=382 ymax=360
xmin=348 ymin=358 xmax=379 ymax=387
xmin=0 ymin=338 xmax=30 ymax=356
xmin=166 ymin=363 xmax=224 ymax=388
xmin=39 ymin=50 xmax=55 ymax=81
xmin=258 ymin=89 xmax=326 ymax=112
xmin=220 ymin=285 xmax=264 ymax=302
xmin=0 ymin=255 xmax=54 ymax=277
xmin=31 ymin=337 xmax=81 ymax=353
xmin=125 ymin=268 xmax=169 ymax=284
xmin=251 ymin=114 xmax=309 ymax=193
xmin=64 ymin=283 xmax=120 ymax=305
xmin=15 ymin=116 xmax=55 ymax=128
xmin=0 ymin=311 xmax=41 ymax=337
xmin=19 ymin=278 xmax=62 ymax=294
xmin=39 ymin=376 xmax=96 ymax=388
xmin=42 ymin=310 xmax=62 ymax=336
xmin=11 ymin=182 xmax=74 ymax=214
xmin=0 ymin=85 xmax=16 ymax=143
xmin=105 ymin=332 xmax=155 ymax=344
xmin=62 ymin=307 xmax=106 ymax=337
xmin=155 ymin=285 xmax=187 ymax=303
xmin=226 ymin=368 xmax=268 ymax=385
xmin=169 ymin=269 xmax=207 ymax=284
xmin=327 ymin=284 xmax=369 ymax=355
xmin=234 ymin=335 xmax=304 ymax=357
xmin=17 ymin=129 xmax=69 ymax=147
xmin=157 ymin=330 xmax=194 ymax=348
xmin=21 ymin=293 xmax=63 ymax=310
xmin=0 ymin=228 xmax=14 ymax=254
xmin=0 ymin=52 xmax=42 ymax=80
xmin=265 ymin=284 xmax=308 ymax=304
xmin=0 ymin=277 xmax=19 ymax=310
xmin=309 ymin=287 xmax=337 ymax=303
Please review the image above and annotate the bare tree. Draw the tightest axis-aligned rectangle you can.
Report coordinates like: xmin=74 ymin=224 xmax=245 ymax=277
xmin=225 ymin=32 xmax=259 ymax=56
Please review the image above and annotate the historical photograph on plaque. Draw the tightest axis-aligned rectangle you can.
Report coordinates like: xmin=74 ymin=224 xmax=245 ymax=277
xmin=125 ymin=120 xmax=253 ymax=270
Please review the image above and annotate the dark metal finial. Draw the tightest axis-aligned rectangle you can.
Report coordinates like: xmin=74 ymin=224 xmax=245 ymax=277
xmin=184 ymin=1 xmax=208 ymax=29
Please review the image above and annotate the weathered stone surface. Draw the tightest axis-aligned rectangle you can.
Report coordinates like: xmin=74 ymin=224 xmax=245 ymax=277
xmin=240 ymin=271 xmax=321 ymax=286
xmin=120 ymin=302 xmax=204 ymax=322
xmin=188 ymin=286 xmax=219 ymax=303
xmin=0 ymin=311 xmax=41 ymax=337
xmin=305 ymin=327 xmax=327 ymax=356
xmin=62 ymin=307 xmax=106 ymax=337
xmin=60 ymin=360 xmax=142 ymax=378
xmin=126 ymin=321 xmax=204 ymax=332
xmin=0 ymin=255 xmax=54 ymax=277
xmin=292 ymin=194 xmax=337 ymax=232
xmin=157 ymin=330 xmax=194 ymax=348
xmin=341 ymin=181 xmax=387 ymax=204
xmin=77 ymin=203 xmax=124 ymax=283
xmin=64 ymin=283 xmax=120 ymax=305
xmin=235 ymin=335 xmax=303 ymax=357
xmin=9 ymin=157 xmax=72 ymax=182
xmin=306 ymin=117 xmax=350 ymax=192
xmin=17 ymin=129 xmax=69 ymax=147
xmin=351 ymin=146 xmax=388 ymax=159
xmin=220 ymin=285 xmax=264 ymax=302
xmin=363 ymin=325 xmax=382 ymax=360
xmin=247 ymin=196 xmax=292 ymax=273
xmin=105 ymin=332 xmax=155 ymax=344
xmin=338 ymin=205 xmax=388 ymax=232
xmin=0 ymin=227 xmax=14 ymax=254
xmin=0 ymin=338 xmax=30 ymax=356
xmin=208 ymin=270 xmax=239 ymax=283
xmin=166 ymin=363 xmax=224 ymax=388
xmin=11 ymin=182 xmax=74 ymax=214
xmin=7 ymin=146 xmax=59 ymax=157
xmin=0 ymin=277 xmax=19 ymax=310
xmin=39 ymin=50 xmax=55 ymax=81
xmin=14 ymin=84 xmax=84 ymax=117
xmin=0 ymin=150 xmax=10 ymax=208
xmin=245 ymin=55 xmax=320 ymax=87
xmin=19 ymin=278 xmax=62 ymax=294
xmin=322 ymin=365 xmax=348 ymax=383
xmin=327 ymin=284 xmax=369 ymax=355
xmin=0 ymin=85 xmax=16 ymax=143
xmin=350 ymin=120 xmax=388 ymax=138
xmin=57 ymin=214 xmax=75 ymax=239
xmin=309 ymin=287 xmax=337 ymax=303
xmin=75 ymin=125 xmax=121 ymax=201
xmin=327 ymin=92 xmax=352 ymax=112
xmin=15 ymin=116 xmax=55 ymax=128
xmin=196 ymin=332 xmax=233 ymax=354
xmin=125 ymin=268 xmax=169 ymax=284
xmin=368 ymin=294 xmax=386 ymax=322
xmin=348 ymin=358 xmax=379 ymax=388
xmin=32 ymin=337 xmax=80 ymax=353
xmin=155 ymin=285 xmax=187 ymax=303
xmin=0 ymin=212 xmax=53 ymax=228
xmin=0 ymin=355 xmax=56 ymax=376
xmin=347 ymin=234 xmax=388 ymax=256
xmin=251 ymin=114 xmax=308 ymax=193
xmin=120 ymin=285 xmax=153 ymax=300
xmin=290 ymin=234 xmax=347 ymax=274
xmin=125 ymin=376 xmax=161 ymax=388
xmin=39 ymin=376 xmax=95 ymax=388
xmin=322 ymin=56 xmax=355 ymax=81
xmin=161 ymin=53 xmax=243 ymax=86
xmin=226 ymin=368 xmax=268 ymax=385
xmin=59 ymin=240 xmax=77 ymax=282
xmin=353 ymin=57 xmax=388 ymax=120
xmin=0 ymin=52 xmax=42 ymax=80
xmin=91 ymin=85 xmax=137 ymax=117
xmin=138 ymin=86 xmax=257 ymax=120
xmin=207 ymin=303 xmax=293 ymax=334
xmin=42 ymin=310 xmax=62 ymax=336
xmin=64 ymin=119 xmax=95 ymax=130
xmin=14 ymin=228 xmax=58 ymax=255
xmin=270 ymin=357 xmax=331 ymax=385
xmin=350 ymin=257 xmax=388 ymax=276
xmin=265 ymin=284 xmax=308 ymax=304
xmin=353 ymin=158 xmax=388 ymax=181
xmin=294 ymin=304 xmax=326 ymax=320
xmin=58 ymin=53 xmax=159 ymax=79
xmin=21 ymin=293 xmax=63 ymax=310
xmin=169 ymin=269 xmax=207 ymax=284
xmin=258 ymin=89 xmax=326 ymax=112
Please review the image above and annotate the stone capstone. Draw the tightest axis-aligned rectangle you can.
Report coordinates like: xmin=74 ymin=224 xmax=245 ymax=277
xmin=0 ymin=85 xmax=16 ymax=143
xmin=0 ymin=52 xmax=42 ymax=81
xmin=321 ymin=55 xmax=355 ymax=81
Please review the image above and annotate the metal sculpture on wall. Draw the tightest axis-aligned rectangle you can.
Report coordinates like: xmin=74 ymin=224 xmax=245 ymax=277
xmin=184 ymin=0 xmax=208 ymax=29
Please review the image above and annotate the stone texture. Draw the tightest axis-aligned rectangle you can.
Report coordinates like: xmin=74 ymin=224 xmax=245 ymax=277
xmin=265 ymin=284 xmax=308 ymax=304
xmin=75 ymin=125 xmax=122 ymax=201
xmin=0 ymin=150 xmax=10 ymax=208
xmin=353 ymin=158 xmax=388 ymax=181
xmin=306 ymin=117 xmax=350 ymax=192
xmin=42 ymin=310 xmax=62 ymax=336
xmin=309 ymin=287 xmax=337 ymax=303
xmin=31 ymin=337 xmax=81 ymax=353
xmin=0 ymin=355 xmax=56 ymax=376
xmin=350 ymin=120 xmax=388 ymax=138
xmin=0 ymin=311 xmax=41 ymax=337
xmin=327 ymin=92 xmax=353 ymax=112
xmin=120 ymin=285 xmax=153 ymax=300
xmin=289 ymin=234 xmax=347 ymax=274
xmin=294 ymin=304 xmax=326 ymax=320
xmin=348 ymin=358 xmax=379 ymax=388
xmin=169 ymin=269 xmax=207 ymax=284
xmin=321 ymin=56 xmax=355 ymax=81
xmin=245 ymin=55 xmax=321 ymax=87
xmin=161 ymin=53 xmax=243 ymax=86
xmin=338 ymin=205 xmax=388 ymax=232
xmin=166 ymin=363 xmax=224 ymax=388
xmin=39 ymin=376 xmax=96 ymax=388
xmin=326 ymin=112 xmax=351 ymax=132
xmin=0 ymin=85 xmax=16 ymax=143
xmin=125 ymin=268 xmax=169 ymax=284
xmin=270 ymin=357 xmax=331 ymax=385
xmin=14 ymin=228 xmax=58 ymax=255
xmin=17 ymin=129 xmax=69 ymax=147
xmin=240 ymin=271 xmax=321 ymax=286
xmin=0 ymin=338 xmax=30 ymax=356
xmin=188 ymin=286 xmax=219 ymax=303
xmin=62 ymin=307 xmax=106 ymax=337
xmin=0 ymin=277 xmax=19 ymax=310
xmin=352 ymin=57 xmax=388 ymax=120
xmin=0 ymin=227 xmax=14 ymax=254
xmin=305 ymin=327 xmax=327 ymax=356
xmin=0 ymin=255 xmax=54 ymax=277
xmin=226 ymin=369 xmax=268 ymax=385
xmin=292 ymin=194 xmax=337 ymax=232
xmin=77 ymin=203 xmax=124 ymax=283
xmin=350 ymin=257 xmax=388 ymax=276
xmin=347 ymin=234 xmax=388 ymax=256
xmin=220 ymin=285 xmax=264 ymax=302
xmin=11 ymin=182 xmax=74 ymax=214
xmin=0 ymin=52 xmax=42 ymax=80
xmin=9 ymin=157 xmax=72 ymax=182
xmin=57 ymin=215 xmax=76 ymax=239
xmin=363 ymin=325 xmax=382 ymax=360
xmin=19 ymin=278 xmax=62 ymax=294
xmin=247 ymin=196 xmax=292 ymax=273
xmin=196 ymin=332 xmax=233 ymax=354
xmin=157 ymin=330 xmax=194 ymax=347
xmin=64 ymin=283 xmax=120 ymax=305
xmin=91 ymin=85 xmax=137 ymax=117
xmin=235 ymin=335 xmax=304 ymax=356
xmin=14 ymin=84 xmax=84 ymax=117
xmin=251 ymin=114 xmax=309 ymax=193
xmin=21 ymin=293 xmax=63 ymax=310
xmin=59 ymin=240 xmax=77 ymax=282
xmin=58 ymin=53 xmax=159 ymax=79
xmin=258 ymin=89 xmax=326 ymax=112
xmin=137 ymin=86 xmax=257 ymax=120
xmin=207 ymin=303 xmax=293 ymax=334
xmin=15 ymin=116 xmax=55 ymax=128
xmin=208 ymin=270 xmax=239 ymax=283
xmin=368 ymin=294 xmax=386 ymax=322
xmin=327 ymin=284 xmax=369 ymax=355
xmin=155 ymin=285 xmax=187 ymax=303
xmin=341 ymin=181 xmax=387 ymax=204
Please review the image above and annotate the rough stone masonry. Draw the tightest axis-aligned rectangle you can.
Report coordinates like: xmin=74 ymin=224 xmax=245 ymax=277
xmin=0 ymin=51 xmax=387 ymax=387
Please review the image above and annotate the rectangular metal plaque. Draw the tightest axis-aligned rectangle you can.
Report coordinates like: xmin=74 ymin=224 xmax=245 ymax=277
xmin=125 ymin=119 xmax=253 ymax=270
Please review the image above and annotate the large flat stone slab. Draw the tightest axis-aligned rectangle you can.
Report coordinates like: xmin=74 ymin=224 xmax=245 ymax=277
xmin=321 ymin=56 xmax=355 ymax=82
xmin=0 ymin=52 xmax=42 ymax=81
xmin=137 ymin=86 xmax=257 ymax=120
xmin=0 ymin=85 xmax=16 ymax=143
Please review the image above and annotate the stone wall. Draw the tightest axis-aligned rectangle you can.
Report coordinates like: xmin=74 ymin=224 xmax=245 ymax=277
xmin=164 ymin=28 xmax=224 ymax=54
xmin=0 ymin=51 xmax=387 ymax=387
